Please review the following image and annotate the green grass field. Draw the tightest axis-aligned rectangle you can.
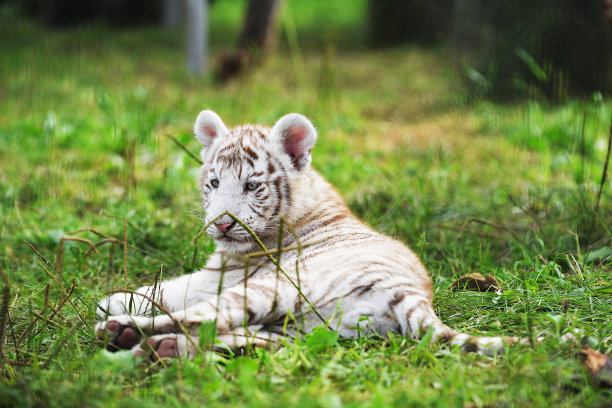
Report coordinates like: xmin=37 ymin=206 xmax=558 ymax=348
xmin=0 ymin=1 xmax=611 ymax=406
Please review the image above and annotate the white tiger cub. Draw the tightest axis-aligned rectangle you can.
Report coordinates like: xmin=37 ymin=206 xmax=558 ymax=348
xmin=96 ymin=110 xmax=522 ymax=361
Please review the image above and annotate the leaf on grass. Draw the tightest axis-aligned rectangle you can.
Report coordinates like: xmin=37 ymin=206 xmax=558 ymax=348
xmin=586 ymin=247 xmax=612 ymax=264
xmin=416 ymin=326 xmax=435 ymax=351
xmin=47 ymin=229 xmax=65 ymax=245
xmin=579 ymin=345 xmax=612 ymax=388
xmin=226 ymin=357 xmax=260 ymax=395
xmin=93 ymin=349 xmax=135 ymax=372
xmin=199 ymin=320 xmax=218 ymax=349
xmin=306 ymin=327 xmax=339 ymax=354
xmin=412 ymin=326 xmax=438 ymax=366
xmin=449 ymin=273 xmax=501 ymax=293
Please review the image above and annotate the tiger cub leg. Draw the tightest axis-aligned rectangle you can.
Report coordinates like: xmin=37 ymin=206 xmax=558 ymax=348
xmin=96 ymin=278 xmax=298 ymax=351
xmin=130 ymin=327 xmax=286 ymax=362
xmin=216 ymin=326 xmax=286 ymax=349
xmin=97 ymin=271 xmax=219 ymax=318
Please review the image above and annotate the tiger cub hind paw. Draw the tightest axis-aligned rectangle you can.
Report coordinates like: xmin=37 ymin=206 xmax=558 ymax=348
xmin=134 ymin=334 xmax=195 ymax=363
xmin=95 ymin=318 xmax=142 ymax=351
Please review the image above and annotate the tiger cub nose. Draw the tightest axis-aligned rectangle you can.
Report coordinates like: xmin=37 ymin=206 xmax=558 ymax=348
xmin=215 ymin=222 xmax=234 ymax=232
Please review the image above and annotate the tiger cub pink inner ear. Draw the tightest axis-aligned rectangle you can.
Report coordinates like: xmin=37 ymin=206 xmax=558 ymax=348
xmin=271 ymin=113 xmax=317 ymax=171
xmin=194 ymin=110 xmax=229 ymax=148
xmin=285 ymin=126 xmax=308 ymax=160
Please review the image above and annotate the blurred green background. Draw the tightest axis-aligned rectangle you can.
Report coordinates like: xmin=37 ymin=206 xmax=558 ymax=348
xmin=0 ymin=0 xmax=611 ymax=406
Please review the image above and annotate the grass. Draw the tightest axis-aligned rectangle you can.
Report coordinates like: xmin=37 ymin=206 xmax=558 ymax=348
xmin=0 ymin=0 xmax=611 ymax=406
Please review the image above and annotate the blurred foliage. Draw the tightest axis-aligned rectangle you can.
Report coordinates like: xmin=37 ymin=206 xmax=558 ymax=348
xmin=21 ymin=0 xmax=164 ymax=27
xmin=0 ymin=0 xmax=610 ymax=406
xmin=454 ymin=0 xmax=612 ymax=100
xmin=8 ymin=0 xmax=612 ymax=101
xmin=368 ymin=0 xmax=454 ymax=45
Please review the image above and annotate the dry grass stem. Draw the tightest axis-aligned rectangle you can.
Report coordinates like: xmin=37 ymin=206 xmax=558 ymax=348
xmin=594 ymin=119 xmax=612 ymax=217
xmin=166 ymin=134 xmax=203 ymax=165
xmin=0 ymin=269 xmax=10 ymax=366
xmin=24 ymin=241 xmax=54 ymax=269
xmin=123 ymin=219 xmax=128 ymax=291
xmin=225 ymin=211 xmax=327 ymax=326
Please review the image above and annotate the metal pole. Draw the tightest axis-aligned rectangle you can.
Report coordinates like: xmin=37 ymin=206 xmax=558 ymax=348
xmin=185 ymin=0 xmax=207 ymax=74
xmin=163 ymin=0 xmax=183 ymax=29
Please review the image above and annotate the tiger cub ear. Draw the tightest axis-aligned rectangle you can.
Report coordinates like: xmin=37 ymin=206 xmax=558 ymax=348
xmin=271 ymin=113 xmax=317 ymax=171
xmin=194 ymin=110 xmax=229 ymax=148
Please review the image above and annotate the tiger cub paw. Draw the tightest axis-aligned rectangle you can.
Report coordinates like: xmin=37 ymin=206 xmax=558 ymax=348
xmin=95 ymin=316 xmax=142 ymax=351
xmin=133 ymin=334 xmax=196 ymax=363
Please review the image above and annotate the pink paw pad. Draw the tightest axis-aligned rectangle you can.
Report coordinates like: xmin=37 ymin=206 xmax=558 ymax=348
xmin=151 ymin=338 xmax=178 ymax=362
xmin=105 ymin=321 xmax=140 ymax=351
xmin=107 ymin=321 xmax=120 ymax=332
xmin=115 ymin=326 xmax=139 ymax=349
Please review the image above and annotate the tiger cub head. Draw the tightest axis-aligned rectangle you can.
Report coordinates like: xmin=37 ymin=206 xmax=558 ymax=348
xmin=193 ymin=110 xmax=317 ymax=253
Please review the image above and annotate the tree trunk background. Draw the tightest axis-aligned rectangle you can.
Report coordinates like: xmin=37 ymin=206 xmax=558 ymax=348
xmin=217 ymin=0 xmax=282 ymax=81
xmin=368 ymin=0 xmax=455 ymax=45
xmin=24 ymin=0 xmax=163 ymax=27
xmin=237 ymin=0 xmax=282 ymax=53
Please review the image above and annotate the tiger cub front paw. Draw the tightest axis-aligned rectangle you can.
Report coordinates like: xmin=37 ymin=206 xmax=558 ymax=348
xmin=97 ymin=292 xmax=154 ymax=318
xmin=97 ymin=293 xmax=129 ymax=318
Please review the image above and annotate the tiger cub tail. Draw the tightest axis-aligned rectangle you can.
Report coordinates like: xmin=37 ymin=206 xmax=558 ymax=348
xmin=392 ymin=297 xmax=550 ymax=356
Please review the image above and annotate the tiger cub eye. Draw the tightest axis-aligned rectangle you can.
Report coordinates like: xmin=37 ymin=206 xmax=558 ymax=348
xmin=246 ymin=182 xmax=258 ymax=191
xmin=211 ymin=179 xmax=220 ymax=188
